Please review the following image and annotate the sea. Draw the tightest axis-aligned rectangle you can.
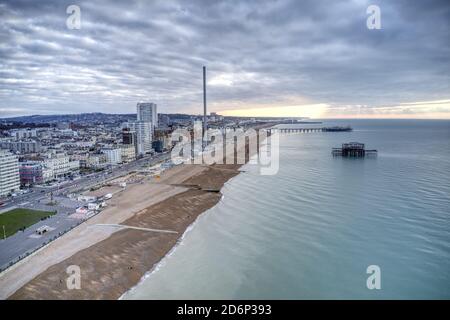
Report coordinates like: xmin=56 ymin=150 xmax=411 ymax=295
xmin=122 ymin=119 xmax=450 ymax=299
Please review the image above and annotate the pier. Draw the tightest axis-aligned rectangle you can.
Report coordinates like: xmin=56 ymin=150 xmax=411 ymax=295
xmin=332 ymin=142 xmax=377 ymax=157
xmin=267 ymin=126 xmax=352 ymax=134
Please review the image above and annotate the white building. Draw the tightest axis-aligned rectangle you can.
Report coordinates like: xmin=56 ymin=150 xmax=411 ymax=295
xmin=44 ymin=154 xmax=79 ymax=178
xmin=58 ymin=129 xmax=77 ymax=137
xmin=0 ymin=150 xmax=20 ymax=197
xmin=12 ymin=129 xmax=38 ymax=140
xmin=120 ymin=145 xmax=136 ymax=163
xmin=124 ymin=121 xmax=152 ymax=156
xmin=42 ymin=166 xmax=54 ymax=182
xmin=0 ymin=141 xmax=42 ymax=153
xmin=85 ymin=154 xmax=108 ymax=169
xmin=68 ymin=159 xmax=80 ymax=172
xmin=137 ymin=102 xmax=158 ymax=129
xmin=102 ymin=148 xmax=122 ymax=165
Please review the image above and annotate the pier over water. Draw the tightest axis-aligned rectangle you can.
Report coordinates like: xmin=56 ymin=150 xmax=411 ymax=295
xmin=332 ymin=142 xmax=377 ymax=157
xmin=268 ymin=126 xmax=352 ymax=134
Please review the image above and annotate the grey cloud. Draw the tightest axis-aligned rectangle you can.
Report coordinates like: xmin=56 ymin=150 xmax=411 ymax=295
xmin=0 ymin=0 xmax=449 ymax=117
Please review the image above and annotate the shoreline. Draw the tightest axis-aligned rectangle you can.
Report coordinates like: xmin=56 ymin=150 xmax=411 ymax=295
xmin=120 ymin=170 xmax=240 ymax=300
xmin=8 ymin=163 xmax=242 ymax=299
xmin=0 ymin=163 xmax=205 ymax=299
xmin=4 ymin=125 xmax=270 ymax=300
xmin=118 ymin=195 xmax=209 ymax=300
xmin=9 ymin=165 xmax=240 ymax=299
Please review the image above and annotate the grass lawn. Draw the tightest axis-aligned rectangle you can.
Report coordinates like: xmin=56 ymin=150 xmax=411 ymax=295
xmin=0 ymin=208 xmax=56 ymax=239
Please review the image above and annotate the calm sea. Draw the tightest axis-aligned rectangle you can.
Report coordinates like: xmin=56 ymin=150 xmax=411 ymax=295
xmin=123 ymin=119 xmax=450 ymax=299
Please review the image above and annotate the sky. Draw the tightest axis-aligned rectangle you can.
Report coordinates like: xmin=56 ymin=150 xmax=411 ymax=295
xmin=0 ymin=0 xmax=449 ymax=119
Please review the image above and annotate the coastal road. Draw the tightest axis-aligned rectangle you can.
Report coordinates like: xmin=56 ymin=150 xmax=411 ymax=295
xmin=0 ymin=151 xmax=172 ymax=270
xmin=1 ymin=152 xmax=171 ymax=210
xmin=0 ymin=208 xmax=82 ymax=270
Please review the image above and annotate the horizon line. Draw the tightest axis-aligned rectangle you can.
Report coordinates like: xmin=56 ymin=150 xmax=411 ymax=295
xmin=1 ymin=112 xmax=450 ymax=121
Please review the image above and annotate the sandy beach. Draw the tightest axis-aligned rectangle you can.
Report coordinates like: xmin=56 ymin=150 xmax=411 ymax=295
xmin=0 ymin=163 xmax=205 ymax=299
xmin=7 ymin=163 xmax=240 ymax=299
xmin=2 ymin=125 xmax=268 ymax=300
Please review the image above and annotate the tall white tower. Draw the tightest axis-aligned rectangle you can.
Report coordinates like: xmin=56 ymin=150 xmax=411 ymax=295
xmin=123 ymin=121 xmax=152 ymax=156
xmin=202 ymin=66 xmax=207 ymax=149
xmin=137 ymin=102 xmax=158 ymax=129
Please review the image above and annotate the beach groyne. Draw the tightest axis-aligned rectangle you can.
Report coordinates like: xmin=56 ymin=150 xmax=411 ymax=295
xmin=10 ymin=165 xmax=240 ymax=299
xmin=6 ymin=126 xmax=269 ymax=299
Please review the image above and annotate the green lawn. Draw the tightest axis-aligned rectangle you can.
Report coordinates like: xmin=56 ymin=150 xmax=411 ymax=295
xmin=0 ymin=208 xmax=56 ymax=239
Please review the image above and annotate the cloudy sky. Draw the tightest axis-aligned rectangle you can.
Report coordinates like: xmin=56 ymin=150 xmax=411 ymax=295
xmin=0 ymin=0 xmax=449 ymax=118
